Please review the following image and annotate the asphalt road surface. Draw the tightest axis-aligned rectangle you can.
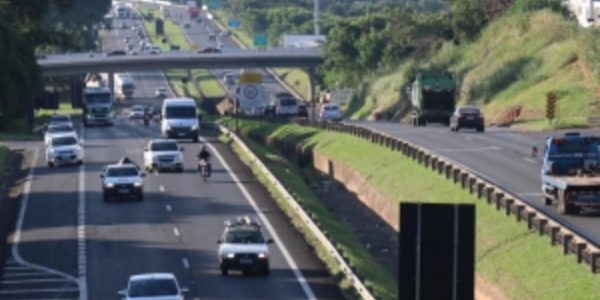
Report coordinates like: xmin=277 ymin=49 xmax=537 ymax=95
xmin=0 ymin=13 xmax=342 ymax=300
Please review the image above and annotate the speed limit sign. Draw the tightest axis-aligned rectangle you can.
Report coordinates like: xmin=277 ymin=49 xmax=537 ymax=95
xmin=243 ymin=85 xmax=259 ymax=100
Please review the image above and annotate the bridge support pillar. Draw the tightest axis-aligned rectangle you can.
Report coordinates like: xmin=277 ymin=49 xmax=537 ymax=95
xmin=307 ymin=67 xmax=316 ymax=122
xmin=108 ymin=72 xmax=115 ymax=96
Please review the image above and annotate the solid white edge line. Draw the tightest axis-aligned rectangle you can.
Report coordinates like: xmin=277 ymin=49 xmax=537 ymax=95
xmin=200 ymin=137 xmax=317 ymax=300
xmin=10 ymin=150 xmax=82 ymax=292
xmin=182 ymin=257 xmax=190 ymax=270
xmin=165 ymin=204 xmax=172 ymax=212
xmin=173 ymin=227 xmax=180 ymax=237
xmin=78 ymin=124 xmax=88 ymax=300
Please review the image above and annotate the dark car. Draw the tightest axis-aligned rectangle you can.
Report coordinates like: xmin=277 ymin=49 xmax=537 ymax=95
xmin=106 ymin=50 xmax=127 ymax=56
xmin=450 ymin=106 xmax=485 ymax=132
xmin=298 ymin=103 xmax=309 ymax=118
xmin=263 ymin=104 xmax=277 ymax=117
xmin=195 ymin=47 xmax=222 ymax=54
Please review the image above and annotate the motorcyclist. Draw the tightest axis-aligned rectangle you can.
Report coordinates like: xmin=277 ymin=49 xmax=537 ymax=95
xmin=196 ymin=145 xmax=212 ymax=176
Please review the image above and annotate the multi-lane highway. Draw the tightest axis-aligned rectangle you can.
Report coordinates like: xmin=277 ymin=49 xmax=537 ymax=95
xmin=0 ymin=13 xmax=342 ymax=300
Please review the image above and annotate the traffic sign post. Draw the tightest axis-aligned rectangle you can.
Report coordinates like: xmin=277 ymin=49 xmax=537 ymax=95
xmin=546 ymin=91 xmax=557 ymax=123
xmin=253 ymin=34 xmax=267 ymax=50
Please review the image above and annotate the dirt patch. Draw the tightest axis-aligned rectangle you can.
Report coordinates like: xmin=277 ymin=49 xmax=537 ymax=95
xmin=0 ymin=149 xmax=29 ymax=280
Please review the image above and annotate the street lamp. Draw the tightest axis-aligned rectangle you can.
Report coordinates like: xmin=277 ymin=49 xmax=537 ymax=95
xmin=314 ymin=0 xmax=320 ymax=35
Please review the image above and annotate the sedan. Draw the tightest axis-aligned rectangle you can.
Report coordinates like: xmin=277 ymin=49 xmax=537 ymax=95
xmin=44 ymin=124 xmax=77 ymax=146
xmin=450 ymin=106 xmax=485 ymax=132
xmin=118 ymin=273 xmax=188 ymax=300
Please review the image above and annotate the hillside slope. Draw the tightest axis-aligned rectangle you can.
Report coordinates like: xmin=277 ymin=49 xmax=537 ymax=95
xmin=352 ymin=10 xmax=600 ymax=130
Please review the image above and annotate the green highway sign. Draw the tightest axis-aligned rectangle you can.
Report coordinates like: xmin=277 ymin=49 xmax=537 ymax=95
xmin=253 ymin=34 xmax=267 ymax=48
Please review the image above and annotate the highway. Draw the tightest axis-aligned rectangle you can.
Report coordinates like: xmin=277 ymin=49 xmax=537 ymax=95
xmin=0 ymin=14 xmax=342 ymax=300
xmin=356 ymin=122 xmax=600 ymax=245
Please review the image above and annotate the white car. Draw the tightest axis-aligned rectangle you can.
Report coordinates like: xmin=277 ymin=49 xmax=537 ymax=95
xmin=143 ymin=139 xmax=184 ymax=172
xmin=129 ymin=105 xmax=146 ymax=120
xmin=155 ymin=87 xmax=168 ymax=98
xmin=147 ymin=46 xmax=162 ymax=55
xmin=101 ymin=163 xmax=145 ymax=202
xmin=48 ymin=114 xmax=73 ymax=127
xmin=46 ymin=135 xmax=84 ymax=167
xmin=118 ymin=273 xmax=188 ymax=300
xmin=44 ymin=124 xmax=77 ymax=146
xmin=218 ymin=216 xmax=273 ymax=276
xmin=319 ymin=104 xmax=343 ymax=122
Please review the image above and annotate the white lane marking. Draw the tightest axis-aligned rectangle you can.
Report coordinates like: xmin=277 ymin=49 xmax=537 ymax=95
xmin=1 ymin=278 xmax=71 ymax=284
xmin=173 ymin=227 xmax=181 ymax=237
xmin=78 ymin=125 xmax=88 ymax=300
xmin=182 ymin=257 xmax=190 ymax=269
xmin=0 ymin=287 xmax=80 ymax=294
xmin=2 ymin=272 xmax=55 ymax=278
xmin=465 ymin=136 xmax=474 ymax=142
xmin=165 ymin=204 xmax=173 ymax=212
xmin=201 ymin=137 xmax=317 ymax=300
xmin=523 ymin=157 xmax=537 ymax=164
xmin=159 ymin=185 xmax=165 ymax=192
xmin=10 ymin=150 xmax=82 ymax=296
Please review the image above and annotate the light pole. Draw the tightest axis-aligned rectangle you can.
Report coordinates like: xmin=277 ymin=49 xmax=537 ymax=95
xmin=314 ymin=0 xmax=320 ymax=35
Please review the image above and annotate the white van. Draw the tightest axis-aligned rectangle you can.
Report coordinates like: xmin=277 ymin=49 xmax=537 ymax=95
xmin=275 ymin=97 xmax=299 ymax=116
xmin=161 ymin=98 xmax=199 ymax=142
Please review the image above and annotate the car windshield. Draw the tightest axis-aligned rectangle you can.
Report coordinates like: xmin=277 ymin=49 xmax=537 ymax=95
xmin=128 ymin=279 xmax=178 ymax=297
xmin=324 ymin=106 xmax=339 ymax=111
xmin=85 ymin=93 xmax=111 ymax=104
xmin=165 ymin=106 xmax=196 ymax=118
xmin=151 ymin=142 xmax=179 ymax=152
xmin=459 ymin=107 xmax=480 ymax=115
xmin=132 ymin=106 xmax=144 ymax=112
xmin=48 ymin=125 xmax=74 ymax=133
xmin=224 ymin=228 xmax=265 ymax=244
xmin=280 ymin=98 xmax=297 ymax=106
xmin=52 ymin=136 xmax=77 ymax=147
xmin=106 ymin=167 xmax=138 ymax=177
xmin=50 ymin=116 xmax=70 ymax=123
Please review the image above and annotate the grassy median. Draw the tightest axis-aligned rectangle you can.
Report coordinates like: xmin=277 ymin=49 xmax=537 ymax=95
xmin=222 ymin=118 xmax=600 ymax=300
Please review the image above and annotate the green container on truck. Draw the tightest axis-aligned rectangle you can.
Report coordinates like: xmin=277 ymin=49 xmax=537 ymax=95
xmin=410 ymin=72 xmax=456 ymax=126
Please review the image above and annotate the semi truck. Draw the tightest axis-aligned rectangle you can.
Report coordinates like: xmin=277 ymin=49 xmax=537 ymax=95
xmin=541 ymin=132 xmax=600 ymax=215
xmin=115 ymin=73 xmax=135 ymax=100
xmin=82 ymin=87 xmax=114 ymax=127
xmin=410 ymin=72 xmax=456 ymax=126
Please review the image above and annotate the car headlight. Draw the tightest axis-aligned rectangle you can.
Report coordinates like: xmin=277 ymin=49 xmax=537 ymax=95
xmin=191 ymin=124 xmax=198 ymax=131
xmin=258 ymin=252 xmax=268 ymax=259
xmin=134 ymin=181 xmax=142 ymax=187
xmin=225 ymin=253 xmax=235 ymax=259
xmin=105 ymin=182 xmax=114 ymax=188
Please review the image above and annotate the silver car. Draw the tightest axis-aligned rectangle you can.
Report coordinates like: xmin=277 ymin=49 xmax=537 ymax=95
xmin=101 ymin=163 xmax=145 ymax=202
xmin=46 ymin=135 xmax=84 ymax=167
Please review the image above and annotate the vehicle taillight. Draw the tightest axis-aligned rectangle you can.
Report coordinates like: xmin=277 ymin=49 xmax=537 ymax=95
xmin=553 ymin=139 xmax=565 ymax=145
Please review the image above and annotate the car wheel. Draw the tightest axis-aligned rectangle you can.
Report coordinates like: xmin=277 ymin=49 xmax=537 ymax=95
xmin=103 ymin=194 xmax=110 ymax=202
xmin=193 ymin=136 xmax=199 ymax=143
xmin=137 ymin=193 xmax=144 ymax=201
xmin=221 ymin=267 xmax=228 ymax=276
xmin=477 ymin=126 xmax=485 ymax=132
xmin=455 ymin=126 xmax=460 ymax=132
xmin=263 ymin=268 xmax=270 ymax=276
xmin=48 ymin=162 xmax=54 ymax=168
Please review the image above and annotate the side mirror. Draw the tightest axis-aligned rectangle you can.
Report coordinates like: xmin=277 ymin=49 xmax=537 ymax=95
xmin=180 ymin=287 xmax=190 ymax=293
xmin=100 ymin=174 xmax=104 ymax=179
xmin=267 ymin=238 xmax=274 ymax=244
xmin=217 ymin=239 xmax=222 ymax=244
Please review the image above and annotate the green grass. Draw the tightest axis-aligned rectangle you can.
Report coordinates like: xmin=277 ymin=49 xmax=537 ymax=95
xmin=192 ymin=69 xmax=226 ymax=98
xmin=0 ymin=103 xmax=80 ymax=141
xmin=224 ymin=119 xmax=600 ymax=300
xmin=212 ymin=10 xmax=253 ymax=47
xmin=221 ymin=124 xmax=396 ymax=300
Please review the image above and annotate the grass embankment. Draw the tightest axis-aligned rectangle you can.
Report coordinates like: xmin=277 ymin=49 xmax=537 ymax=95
xmin=139 ymin=7 xmax=225 ymax=107
xmin=353 ymin=9 xmax=600 ymax=130
xmin=219 ymin=121 xmax=397 ymax=300
xmin=223 ymin=119 xmax=600 ymax=300
xmin=212 ymin=10 xmax=310 ymax=101
xmin=0 ymin=102 xmax=81 ymax=141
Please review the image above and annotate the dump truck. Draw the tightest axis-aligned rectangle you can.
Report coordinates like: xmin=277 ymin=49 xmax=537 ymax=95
xmin=410 ymin=72 xmax=456 ymax=126
xmin=541 ymin=132 xmax=600 ymax=215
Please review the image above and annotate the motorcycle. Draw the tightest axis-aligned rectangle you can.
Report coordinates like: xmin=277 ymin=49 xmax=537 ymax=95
xmin=197 ymin=158 xmax=211 ymax=181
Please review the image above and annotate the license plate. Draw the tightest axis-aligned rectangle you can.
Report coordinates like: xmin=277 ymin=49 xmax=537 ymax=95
xmin=466 ymin=116 xmax=475 ymax=120
xmin=239 ymin=259 xmax=253 ymax=264
xmin=118 ymin=189 xmax=129 ymax=194
xmin=177 ymin=132 xmax=185 ymax=136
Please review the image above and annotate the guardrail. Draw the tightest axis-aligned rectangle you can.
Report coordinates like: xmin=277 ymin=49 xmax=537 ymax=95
xmin=302 ymin=120 xmax=600 ymax=274
xmin=218 ymin=124 xmax=375 ymax=300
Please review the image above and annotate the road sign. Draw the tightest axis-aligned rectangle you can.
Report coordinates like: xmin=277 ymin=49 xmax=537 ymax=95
xmin=228 ymin=18 xmax=241 ymax=29
xmin=207 ymin=0 xmax=221 ymax=10
xmin=253 ymin=34 xmax=267 ymax=48
xmin=242 ymin=85 xmax=259 ymax=100
xmin=546 ymin=91 xmax=557 ymax=121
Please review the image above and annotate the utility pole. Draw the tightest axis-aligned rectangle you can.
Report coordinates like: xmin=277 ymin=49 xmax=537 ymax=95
xmin=314 ymin=0 xmax=320 ymax=35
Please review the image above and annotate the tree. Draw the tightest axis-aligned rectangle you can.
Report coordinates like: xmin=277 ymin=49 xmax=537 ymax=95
xmin=451 ymin=0 xmax=486 ymax=42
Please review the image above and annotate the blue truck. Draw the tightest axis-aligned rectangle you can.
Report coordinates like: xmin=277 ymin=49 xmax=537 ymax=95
xmin=541 ymin=132 xmax=600 ymax=215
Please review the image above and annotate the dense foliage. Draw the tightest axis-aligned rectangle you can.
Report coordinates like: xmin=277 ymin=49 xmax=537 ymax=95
xmin=0 ymin=0 xmax=110 ymax=129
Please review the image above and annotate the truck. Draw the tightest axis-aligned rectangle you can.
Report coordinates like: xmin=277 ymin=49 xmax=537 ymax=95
xmin=82 ymin=87 xmax=114 ymax=127
xmin=541 ymin=132 xmax=600 ymax=215
xmin=235 ymin=69 xmax=266 ymax=116
xmin=410 ymin=72 xmax=456 ymax=126
xmin=115 ymin=73 xmax=135 ymax=100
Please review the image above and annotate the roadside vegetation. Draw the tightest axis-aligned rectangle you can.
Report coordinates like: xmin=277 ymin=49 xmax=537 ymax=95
xmin=222 ymin=119 xmax=600 ymax=300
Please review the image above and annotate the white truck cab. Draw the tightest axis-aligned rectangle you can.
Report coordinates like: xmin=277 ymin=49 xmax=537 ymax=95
xmin=161 ymin=98 xmax=199 ymax=143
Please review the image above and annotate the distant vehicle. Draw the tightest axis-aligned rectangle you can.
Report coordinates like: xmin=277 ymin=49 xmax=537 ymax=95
xmin=218 ymin=216 xmax=273 ymax=276
xmin=184 ymin=23 xmax=191 ymax=29
xmin=101 ymin=162 xmax=145 ymax=201
xmin=235 ymin=69 xmax=266 ymax=116
xmin=220 ymin=31 xmax=231 ymax=37
xmin=120 ymin=22 xmax=127 ymax=29
xmin=46 ymin=135 xmax=83 ymax=167
xmin=129 ymin=105 xmax=145 ymax=120
xmin=541 ymin=133 xmax=600 ymax=215
xmin=298 ymin=103 xmax=309 ymax=118
xmin=208 ymin=34 xmax=217 ymax=41
xmin=188 ymin=6 xmax=201 ymax=19
xmin=44 ymin=124 xmax=77 ymax=147
xmin=48 ymin=115 xmax=73 ymax=127
xmin=274 ymin=97 xmax=299 ymax=116
xmin=263 ymin=103 xmax=276 ymax=117
xmin=155 ymin=87 xmax=169 ymax=99
xmin=450 ymin=106 xmax=484 ymax=132
xmin=223 ymin=73 xmax=235 ymax=86
xmin=128 ymin=49 xmax=139 ymax=55
xmin=83 ymin=86 xmax=114 ymax=127
xmin=118 ymin=273 xmax=188 ymax=300
xmin=106 ymin=50 xmax=127 ymax=56
xmin=148 ymin=46 xmax=162 ymax=54
xmin=410 ymin=72 xmax=456 ymax=126
xmin=161 ymin=98 xmax=199 ymax=142
xmin=115 ymin=5 xmax=129 ymax=18
xmin=143 ymin=139 xmax=184 ymax=172
xmin=319 ymin=104 xmax=342 ymax=122
xmin=115 ymin=73 xmax=136 ymax=100
xmin=196 ymin=47 xmax=221 ymax=53
xmin=130 ymin=12 xmax=140 ymax=19
xmin=195 ymin=17 xmax=203 ymax=23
